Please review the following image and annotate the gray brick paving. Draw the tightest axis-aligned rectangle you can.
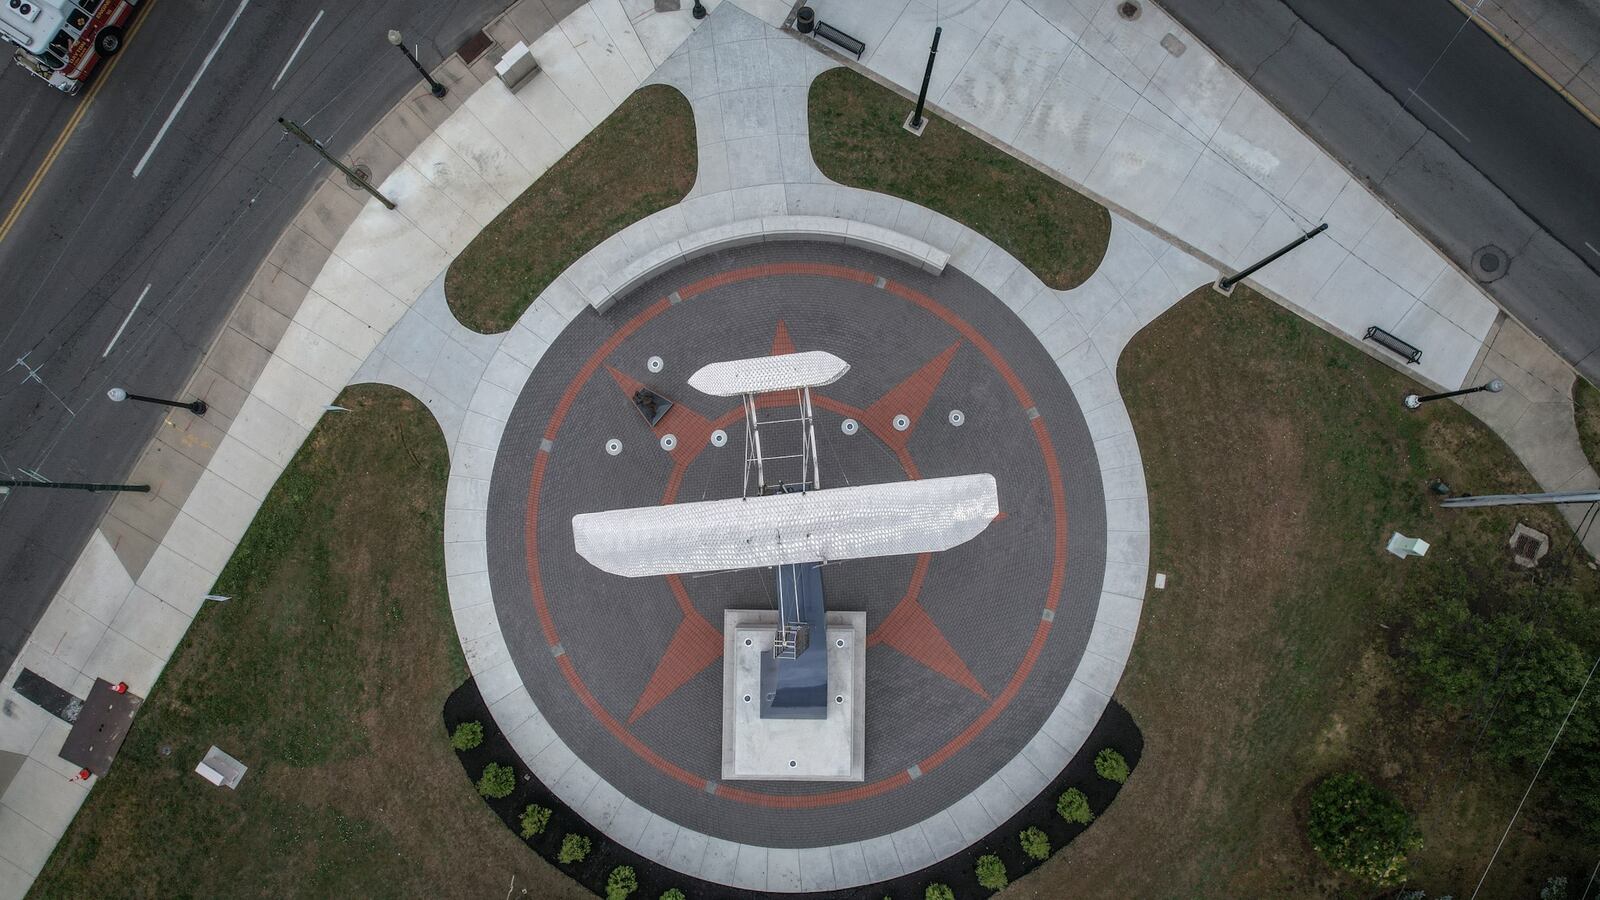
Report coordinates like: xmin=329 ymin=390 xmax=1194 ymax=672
xmin=486 ymin=242 xmax=1105 ymax=846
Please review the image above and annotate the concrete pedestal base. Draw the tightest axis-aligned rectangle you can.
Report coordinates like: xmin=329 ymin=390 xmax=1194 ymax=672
xmin=721 ymin=609 xmax=866 ymax=781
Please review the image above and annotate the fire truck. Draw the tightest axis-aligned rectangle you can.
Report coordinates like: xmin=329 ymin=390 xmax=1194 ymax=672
xmin=0 ymin=0 xmax=138 ymax=94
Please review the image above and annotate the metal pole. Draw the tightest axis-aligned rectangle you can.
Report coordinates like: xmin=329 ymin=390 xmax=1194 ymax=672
xmin=0 ymin=480 xmax=150 ymax=494
xmin=278 ymin=118 xmax=397 ymax=210
xmin=393 ymin=39 xmax=446 ymax=98
xmin=1217 ymin=222 xmax=1328 ymax=291
xmin=109 ymin=387 xmax=205 ymax=415
xmin=911 ymin=27 xmax=942 ymax=130
xmin=1441 ymin=490 xmax=1600 ymax=508
xmin=1404 ymin=379 xmax=1504 ymax=409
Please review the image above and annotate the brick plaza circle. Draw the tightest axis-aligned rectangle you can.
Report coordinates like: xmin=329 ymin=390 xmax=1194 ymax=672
xmin=486 ymin=243 xmax=1107 ymax=847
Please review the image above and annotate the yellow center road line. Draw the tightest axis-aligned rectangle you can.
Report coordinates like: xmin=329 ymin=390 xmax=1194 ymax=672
xmin=0 ymin=0 xmax=159 ymax=249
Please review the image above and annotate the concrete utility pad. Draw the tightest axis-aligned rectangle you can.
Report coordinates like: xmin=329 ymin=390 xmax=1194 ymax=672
xmin=722 ymin=610 xmax=865 ymax=781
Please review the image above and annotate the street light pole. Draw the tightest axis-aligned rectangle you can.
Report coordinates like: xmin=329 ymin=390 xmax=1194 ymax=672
xmin=1216 ymin=222 xmax=1328 ymax=293
xmin=388 ymin=29 xmax=447 ymax=99
xmin=108 ymin=387 xmax=207 ymax=416
xmin=0 ymin=481 xmax=150 ymax=494
xmin=1404 ymin=378 xmax=1504 ymax=409
xmin=909 ymin=27 xmax=942 ymax=133
xmin=278 ymin=118 xmax=397 ymax=210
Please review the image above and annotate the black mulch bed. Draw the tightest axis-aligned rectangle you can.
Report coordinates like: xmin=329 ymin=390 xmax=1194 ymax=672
xmin=445 ymin=679 xmax=1142 ymax=899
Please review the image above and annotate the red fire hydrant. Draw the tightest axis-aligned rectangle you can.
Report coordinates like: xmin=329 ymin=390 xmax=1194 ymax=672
xmin=112 ymin=682 xmax=128 ymax=694
xmin=77 ymin=769 xmax=91 ymax=781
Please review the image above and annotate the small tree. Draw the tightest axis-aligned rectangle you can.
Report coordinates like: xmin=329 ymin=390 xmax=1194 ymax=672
xmin=1056 ymin=787 xmax=1094 ymax=824
xmin=450 ymin=720 xmax=484 ymax=751
xmin=924 ymin=885 xmax=955 ymax=900
xmin=1542 ymin=876 xmax=1570 ymax=900
xmin=477 ymin=762 xmax=515 ymax=799
xmin=558 ymin=833 xmax=592 ymax=864
xmin=1094 ymin=747 xmax=1129 ymax=784
xmin=659 ymin=890 xmax=686 ymax=900
xmin=975 ymin=854 xmax=1008 ymax=890
xmin=1019 ymin=825 xmax=1051 ymax=860
xmin=1307 ymin=772 xmax=1422 ymax=885
xmin=606 ymin=865 xmax=638 ymax=900
xmin=519 ymin=803 xmax=551 ymax=839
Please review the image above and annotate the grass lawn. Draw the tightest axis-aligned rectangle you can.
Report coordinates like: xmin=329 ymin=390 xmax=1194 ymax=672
xmin=809 ymin=68 xmax=1110 ymax=291
xmin=1005 ymin=286 xmax=1596 ymax=899
xmin=445 ymin=85 xmax=696 ymax=334
xmin=32 ymin=385 xmax=587 ymax=900
xmin=1576 ymin=376 xmax=1600 ymax=474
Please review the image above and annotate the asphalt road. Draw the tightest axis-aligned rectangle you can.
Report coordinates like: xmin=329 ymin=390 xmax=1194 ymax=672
xmin=0 ymin=0 xmax=510 ymax=675
xmin=1157 ymin=0 xmax=1600 ymax=382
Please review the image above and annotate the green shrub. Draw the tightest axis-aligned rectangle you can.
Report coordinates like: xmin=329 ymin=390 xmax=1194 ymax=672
xmin=1094 ymin=748 xmax=1129 ymax=783
xmin=1400 ymin=571 xmax=1600 ymax=838
xmin=476 ymin=762 xmax=515 ymax=799
xmin=606 ymin=865 xmax=638 ymax=900
xmin=659 ymin=890 xmax=686 ymax=900
xmin=924 ymin=885 xmax=955 ymax=900
xmin=519 ymin=803 xmax=551 ymax=839
xmin=1019 ymin=825 xmax=1051 ymax=860
xmin=558 ymin=833 xmax=592 ymax=865
xmin=1307 ymin=772 xmax=1422 ymax=885
xmin=975 ymin=853 xmax=1008 ymax=890
xmin=1056 ymin=787 xmax=1094 ymax=824
xmin=1542 ymin=875 xmax=1570 ymax=900
xmin=450 ymin=720 xmax=484 ymax=751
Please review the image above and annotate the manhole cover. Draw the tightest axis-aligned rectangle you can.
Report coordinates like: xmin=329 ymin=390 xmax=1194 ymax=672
xmin=1118 ymin=1 xmax=1142 ymax=20
xmin=1471 ymin=244 xmax=1509 ymax=283
xmin=1513 ymin=535 xmax=1540 ymax=557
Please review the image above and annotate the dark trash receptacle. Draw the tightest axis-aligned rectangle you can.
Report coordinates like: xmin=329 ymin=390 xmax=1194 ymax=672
xmin=796 ymin=6 xmax=815 ymax=33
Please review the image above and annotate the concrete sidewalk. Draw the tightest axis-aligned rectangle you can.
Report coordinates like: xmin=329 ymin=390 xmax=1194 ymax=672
xmin=806 ymin=0 xmax=1600 ymax=552
xmin=809 ymin=0 xmax=1498 ymax=393
xmin=0 ymin=1 xmax=720 ymax=895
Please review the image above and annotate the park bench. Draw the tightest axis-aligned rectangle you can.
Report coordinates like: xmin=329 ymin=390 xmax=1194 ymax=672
xmin=813 ymin=21 xmax=865 ymax=59
xmin=1363 ymin=325 xmax=1422 ymax=364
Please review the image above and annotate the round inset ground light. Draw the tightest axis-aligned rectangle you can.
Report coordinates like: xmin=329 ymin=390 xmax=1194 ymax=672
xmin=841 ymin=417 xmax=858 ymax=435
xmin=648 ymin=355 xmax=665 ymax=373
xmin=892 ymin=413 xmax=910 ymax=431
xmin=1118 ymin=0 xmax=1141 ymax=20
xmin=660 ymin=433 xmax=678 ymax=451
xmin=710 ymin=429 xmax=728 ymax=447
xmin=949 ymin=409 xmax=965 ymax=427
xmin=1471 ymin=244 xmax=1510 ymax=283
xmin=605 ymin=438 xmax=622 ymax=456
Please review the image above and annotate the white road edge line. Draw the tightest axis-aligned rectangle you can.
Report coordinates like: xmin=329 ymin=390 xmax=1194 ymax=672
xmin=272 ymin=9 xmax=323 ymax=91
xmin=1586 ymin=241 xmax=1600 ymax=258
xmin=131 ymin=0 xmax=251 ymax=178
xmin=102 ymin=283 xmax=151 ymax=357
xmin=1408 ymin=89 xmax=1472 ymax=143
